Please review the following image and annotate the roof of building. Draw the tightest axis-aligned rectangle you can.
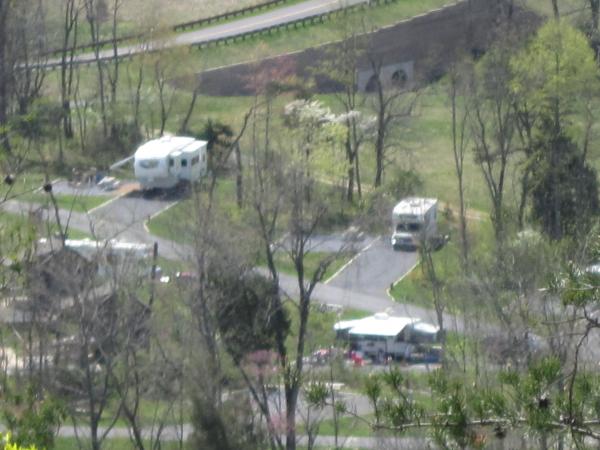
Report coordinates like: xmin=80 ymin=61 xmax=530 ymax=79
xmin=134 ymin=136 xmax=207 ymax=160
xmin=38 ymin=238 xmax=153 ymax=261
xmin=334 ymin=312 xmax=438 ymax=337
xmin=392 ymin=197 xmax=437 ymax=218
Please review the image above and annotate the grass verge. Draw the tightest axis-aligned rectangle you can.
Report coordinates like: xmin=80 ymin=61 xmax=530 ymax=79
xmin=185 ymin=0 xmax=455 ymax=71
xmin=19 ymin=193 xmax=110 ymax=213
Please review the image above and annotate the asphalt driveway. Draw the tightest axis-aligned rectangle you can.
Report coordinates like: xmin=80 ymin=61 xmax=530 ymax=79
xmin=326 ymin=237 xmax=419 ymax=298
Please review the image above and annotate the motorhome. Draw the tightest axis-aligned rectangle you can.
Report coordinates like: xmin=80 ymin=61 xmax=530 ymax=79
xmin=391 ymin=197 xmax=438 ymax=250
xmin=334 ymin=312 xmax=440 ymax=362
xmin=132 ymin=136 xmax=208 ymax=190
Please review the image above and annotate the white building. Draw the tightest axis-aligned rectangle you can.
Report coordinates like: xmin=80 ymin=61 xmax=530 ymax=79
xmin=334 ymin=312 xmax=440 ymax=362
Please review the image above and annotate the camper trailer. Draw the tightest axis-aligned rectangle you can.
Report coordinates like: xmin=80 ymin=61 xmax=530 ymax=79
xmin=334 ymin=313 xmax=440 ymax=362
xmin=133 ymin=136 xmax=208 ymax=190
xmin=391 ymin=197 xmax=438 ymax=250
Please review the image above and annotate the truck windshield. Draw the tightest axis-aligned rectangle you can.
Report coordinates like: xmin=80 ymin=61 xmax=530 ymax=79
xmin=139 ymin=159 xmax=159 ymax=169
xmin=396 ymin=223 xmax=421 ymax=232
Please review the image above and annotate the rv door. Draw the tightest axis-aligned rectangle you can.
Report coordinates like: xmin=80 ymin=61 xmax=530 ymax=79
xmin=168 ymin=151 xmax=183 ymax=177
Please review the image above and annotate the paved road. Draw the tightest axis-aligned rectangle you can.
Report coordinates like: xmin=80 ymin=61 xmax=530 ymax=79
xmin=44 ymin=0 xmax=371 ymax=68
xmin=2 ymin=197 xmax=445 ymax=325
xmin=56 ymin=423 xmax=429 ymax=448
xmin=327 ymin=237 xmax=419 ymax=297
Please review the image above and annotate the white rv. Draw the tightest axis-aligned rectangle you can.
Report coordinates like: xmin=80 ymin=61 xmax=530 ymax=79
xmin=391 ymin=197 xmax=438 ymax=250
xmin=133 ymin=136 xmax=208 ymax=190
xmin=334 ymin=312 xmax=440 ymax=362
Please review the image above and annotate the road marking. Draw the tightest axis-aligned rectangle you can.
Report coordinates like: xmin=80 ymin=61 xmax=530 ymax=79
xmin=87 ymin=187 xmax=134 ymax=215
xmin=34 ymin=177 xmax=62 ymax=193
xmin=386 ymin=259 xmax=420 ymax=300
xmin=142 ymin=201 xmax=179 ymax=233
xmin=323 ymin=235 xmax=380 ymax=284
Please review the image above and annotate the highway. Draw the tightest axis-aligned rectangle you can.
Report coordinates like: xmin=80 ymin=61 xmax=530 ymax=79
xmin=43 ymin=0 xmax=372 ymax=68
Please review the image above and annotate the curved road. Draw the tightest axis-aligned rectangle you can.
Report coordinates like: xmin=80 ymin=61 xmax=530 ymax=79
xmin=2 ymin=193 xmax=449 ymax=327
xmin=44 ymin=0 xmax=370 ymax=68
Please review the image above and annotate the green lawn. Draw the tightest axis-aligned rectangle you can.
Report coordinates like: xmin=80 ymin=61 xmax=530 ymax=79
xmin=0 ymin=212 xmax=92 ymax=240
xmin=389 ymin=217 xmax=494 ymax=309
xmin=19 ymin=193 xmax=110 ymax=213
xmin=261 ymin=250 xmax=355 ymax=282
xmin=54 ymin=437 xmax=182 ymax=450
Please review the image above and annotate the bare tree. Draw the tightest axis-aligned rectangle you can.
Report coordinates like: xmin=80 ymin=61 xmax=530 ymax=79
xmin=320 ymin=24 xmax=370 ymax=202
xmin=448 ymin=60 xmax=472 ymax=268
xmin=59 ymin=0 xmax=81 ymax=139
xmin=0 ymin=0 xmax=13 ymax=153
xmin=367 ymin=55 xmax=418 ymax=187
xmin=469 ymin=47 xmax=516 ymax=245
xmin=84 ymin=0 xmax=108 ymax=137
xmin=10 ymin=0 xmax=46 ymax=115
xmin=105 ymin=0 xmax=123 ymax=138
xmin=154 ymin=59 xmax=174 ymax=137
xmin=242 ymin=94 xmax=348 ymax=450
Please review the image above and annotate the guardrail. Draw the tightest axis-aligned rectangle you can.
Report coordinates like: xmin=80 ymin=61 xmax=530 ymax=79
xmin=173 ymin=0 xmax=288 ymax=32
xmin=43 ymin=0 xmax=292 ymax=58
xmin=189 ymin=0 xmax=397 ymax=50
xmin=37 ymin=0 xmax=398 ymax=70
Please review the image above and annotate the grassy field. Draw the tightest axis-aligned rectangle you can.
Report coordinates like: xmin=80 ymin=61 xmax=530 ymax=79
xmin=264 ymin=250 xmax=357 ymax=282
xmin=54 ymin=437 xmax=182 ymax=450
xmin=19 ymin=193 xmax=110 ymax=213
xmin=389 ymin=217 xmax=494 ymax=309
xmin=1 ymin=212 xmax=92 ymax=240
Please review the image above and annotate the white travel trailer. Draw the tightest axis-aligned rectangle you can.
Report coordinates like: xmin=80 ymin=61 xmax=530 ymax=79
xmin=391 ymin=197 xmax=438 ymax=250
xmin=132 ymin=136 xmax=208 ymax=190
xmin=334 ymin=312 xmax=440 ymax=362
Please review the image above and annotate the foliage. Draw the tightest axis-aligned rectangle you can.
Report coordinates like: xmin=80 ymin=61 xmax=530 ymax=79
xmin=511 ymin=20 xmax=600 ymax=239
xmin=0 ymin=433 xmax=36 ymax=450
xmin=530 ymin=131 xmax=599 ymax=238
xmin=2 ymin=385 xmax=64 ymax=450
xmin=358 ymin=357 xmax=600 ymax=448
xmin=358 ymin=169 xmax=424 ymax=233
xmin=511 ymin=20 xmax=598 ymax=126
xmin=216 ymin=273 xmax=290 ymax=364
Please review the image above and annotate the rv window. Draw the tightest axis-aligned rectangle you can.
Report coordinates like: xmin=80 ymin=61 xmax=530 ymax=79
xmin=191 ymin=156 xmax=199 ymax=165
xmin=168 ymin=158 xmax=174 ymax=167
xmin=139 ymin=160 xmax=159 ymax=169
xmin=396 ymin=223 xmax=421 ymax=232
xmin=181 ymin=159 xmax=188 ymax=167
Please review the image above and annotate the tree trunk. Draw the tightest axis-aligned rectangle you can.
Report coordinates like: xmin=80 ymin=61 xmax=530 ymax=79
xmin=551 ymin=0 xmax=559 ymax=19
xmin=235 ymin=142 xmax=243 ymax=209
xmin=374 ymin=74 xmax=386 ymax=188
xmin=0 ymin=0 xmax=10 ymax=153
xmin=179 ymin=88 xmax=198 ymax=134
xmin=60 ymin=0 xmax=78 ymax=139
xmin=374 ymin=123 xmax=385 ymax=187
xmin=592 ymin=0 xmax=600 ymax=32
xmin=86 ymin=0 xmax=108 ymax=137
xmin=517 ymin=169 xmax=530 ymax=230
xmin=345 ymin=131 xmax=355 ymax=202
xmin=450 ymin=79 xmax=468 ymax=268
